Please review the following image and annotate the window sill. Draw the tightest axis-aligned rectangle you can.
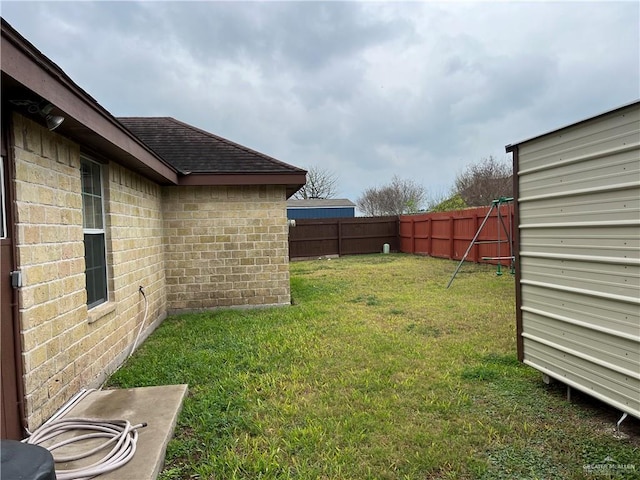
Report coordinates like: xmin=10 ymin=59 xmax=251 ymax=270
xmin=88 ymin=301 xmax=117 ymax=324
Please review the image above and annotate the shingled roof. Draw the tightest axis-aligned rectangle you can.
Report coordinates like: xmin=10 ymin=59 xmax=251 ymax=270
xmin=118 ymin=117 xmax=306 ymax=196
xmin=118 ymin=117 xmax=304 ymax=176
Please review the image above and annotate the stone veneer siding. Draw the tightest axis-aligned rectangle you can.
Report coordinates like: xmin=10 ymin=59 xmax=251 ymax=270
xmin=12 ymin=114 xmax=166 ymax=430
xmin=162 ymin=185 xmax=291 ymax=312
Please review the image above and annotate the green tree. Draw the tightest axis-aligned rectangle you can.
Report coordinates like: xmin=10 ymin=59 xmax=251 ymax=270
xmin=429 ymin=193 xmax=468 ymax=212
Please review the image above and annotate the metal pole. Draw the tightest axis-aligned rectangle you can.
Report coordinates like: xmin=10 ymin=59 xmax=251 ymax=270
xmin=496 ymin=199 xmax=502 ymax=276
xmin=508 ymin=200 xmax=515 ymax=274
xmin=446 ymin=203 xmax=496 ymax=288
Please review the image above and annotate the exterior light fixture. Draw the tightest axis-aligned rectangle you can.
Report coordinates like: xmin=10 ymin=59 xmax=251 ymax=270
xmin=9 ymin=99 xmax=65 ymax=131
xmin=40 ymin=103 xmax=65 ymax=131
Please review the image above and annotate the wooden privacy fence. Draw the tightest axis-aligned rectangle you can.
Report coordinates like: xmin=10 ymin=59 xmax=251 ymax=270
xmin=287 ymin=206 xmax=514 ymax=264
xmin=399 ymin=204 xmax=515 ymax=264
xmin=289 ymin=216 xmax=399 ymax=259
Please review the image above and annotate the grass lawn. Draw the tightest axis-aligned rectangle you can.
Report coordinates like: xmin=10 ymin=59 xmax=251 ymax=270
xmin=108 ymin=254 xmax=639 ymax=479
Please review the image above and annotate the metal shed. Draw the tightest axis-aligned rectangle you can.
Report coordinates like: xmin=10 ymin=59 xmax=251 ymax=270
xmin=506 ymin=100 xmax=640 ymax=420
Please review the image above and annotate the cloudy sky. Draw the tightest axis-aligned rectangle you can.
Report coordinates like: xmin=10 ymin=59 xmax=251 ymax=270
xmin=2 ymin=1 xmax=639 ymax=205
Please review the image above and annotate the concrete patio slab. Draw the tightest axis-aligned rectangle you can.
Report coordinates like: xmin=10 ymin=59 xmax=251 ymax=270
xmin=55 ymin=384 xmax=188 ymax=480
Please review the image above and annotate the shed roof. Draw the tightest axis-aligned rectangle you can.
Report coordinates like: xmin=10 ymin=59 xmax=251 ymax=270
xmin=287 ymin=198 xmax=356 ymax=208
xmin=505 ymin=100 xmax=640 ymax=151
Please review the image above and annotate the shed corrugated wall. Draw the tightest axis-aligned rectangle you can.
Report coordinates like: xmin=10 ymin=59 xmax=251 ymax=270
xmin=511 ymin=102 xmax=640 ymax=419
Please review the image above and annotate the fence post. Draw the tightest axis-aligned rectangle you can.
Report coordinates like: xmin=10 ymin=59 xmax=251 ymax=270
xmin=427 ymin=218 xmax=432 ymax=255
xmin=337 ymin=219 xmax=342 ymax=256
xmin=411 ymin=218 xmax=416 ymax=254
xmin=449 ymin=216 xmax=455 ymax=259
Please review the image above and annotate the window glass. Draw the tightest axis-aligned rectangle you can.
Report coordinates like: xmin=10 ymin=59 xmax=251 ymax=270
xmin=80 ymin=158 xmax=107 ymax=307
xmin=84 ymin=233 xmax=107 ymax=308
xmin=81 ymin=161 xmax=103 ymax=230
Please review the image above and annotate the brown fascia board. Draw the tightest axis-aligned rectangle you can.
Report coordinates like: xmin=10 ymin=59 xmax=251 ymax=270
xmin=1 ymin=19 xmax=178 ymax=185
xmin=179 ymin=172 xmax=307 ymax=198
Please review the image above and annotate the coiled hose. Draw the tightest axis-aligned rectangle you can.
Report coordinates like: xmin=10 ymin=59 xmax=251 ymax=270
xmin=24 ymin=417 xmax=146 ymax=480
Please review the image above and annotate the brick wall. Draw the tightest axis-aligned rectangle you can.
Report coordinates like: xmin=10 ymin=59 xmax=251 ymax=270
xmin=11 ymin=113 xmax=292 ymax=430
xmin=162 ymin=185 xmax=291 ymax=312
xmin=104 ymin=162 xmax=166 ymax=360
xmin=12 ymin=114 xmax=166 ymax=429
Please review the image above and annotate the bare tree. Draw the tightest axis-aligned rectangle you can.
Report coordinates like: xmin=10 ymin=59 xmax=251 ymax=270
xmin=455 ymin=156 xmax=513 ymax=206
xmin=294 ymin=165 xmax=339 ymax=199
xmin=357 ymin=186 xmax=382 ymax=217
xmin=357 ymin=175 xmax=426 ymax=216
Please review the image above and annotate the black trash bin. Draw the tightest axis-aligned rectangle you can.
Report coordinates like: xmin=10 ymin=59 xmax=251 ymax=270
xmin=0 ymin=440 xmax=56 ymax=480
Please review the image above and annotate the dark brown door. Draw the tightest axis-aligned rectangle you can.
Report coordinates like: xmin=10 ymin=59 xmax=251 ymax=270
xmin=1 ymin=150 xmax=22 ymax=439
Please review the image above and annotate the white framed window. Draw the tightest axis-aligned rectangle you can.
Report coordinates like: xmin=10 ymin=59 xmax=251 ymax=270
xmin=81 ymin=157 xmax=108 ymax=308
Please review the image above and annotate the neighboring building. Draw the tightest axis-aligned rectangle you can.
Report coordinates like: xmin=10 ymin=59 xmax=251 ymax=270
xmin=287 ymin=198 xmax=356 ymax=220
xmin=506 ymin=100 xmax=639 ymax=420
xmin=1 ymin=18 xmax=305 ymax=439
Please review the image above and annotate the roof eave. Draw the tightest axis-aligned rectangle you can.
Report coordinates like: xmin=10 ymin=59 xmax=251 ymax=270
xmin=177 ymin=172 xmax=307 ymax=198
xmin=1 ymin=18 xmax=179 ymax=185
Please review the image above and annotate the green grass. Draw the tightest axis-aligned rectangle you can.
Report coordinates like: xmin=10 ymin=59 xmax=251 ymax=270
xmin=108 ymin=254 xmax=640 ymax=479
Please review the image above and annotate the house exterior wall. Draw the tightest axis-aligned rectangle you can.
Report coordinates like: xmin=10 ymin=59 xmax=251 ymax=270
xmin=162 ymin=185 xmax=291 ymax=312
xmin=11 ymin=114 xmax=167 ymax=430
xmin=11 ymin=112 xmax=293 ymax=431
xmin=514 ymin=102 xmax=640 ymax=418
